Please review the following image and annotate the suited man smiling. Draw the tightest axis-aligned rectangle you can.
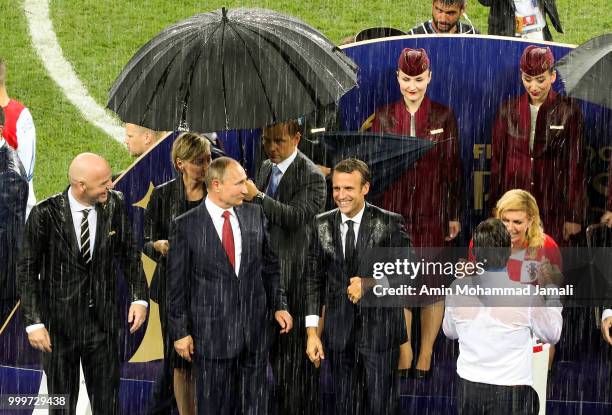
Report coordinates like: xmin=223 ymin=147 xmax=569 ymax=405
xmin=245 ymin=120 xmax=326 ymax=415
xmin=167 ymin=157 xmax=292 ymax=414
xmin=17 ymin=153 xmax=148 ymax=414
xmin=305 ymin=159 xmax=411 ymax=415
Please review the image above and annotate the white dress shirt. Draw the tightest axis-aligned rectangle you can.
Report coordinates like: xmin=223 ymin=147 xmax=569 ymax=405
xmin=273 ymin=148 xmax=298 ymax=176
xmin=26 ymin=187 xmax=147 ymax=334
xmin=204 ymin=197 xmax=242 ymax=276
xmin=305 ymin=204 xmax=366 ymax=328
xmin=443 ymin=269 xmax=563 ymax=386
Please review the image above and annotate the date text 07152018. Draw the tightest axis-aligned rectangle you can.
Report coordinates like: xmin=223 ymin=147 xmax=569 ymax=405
xmin=0 ymin=394 xmax=69 ymax=409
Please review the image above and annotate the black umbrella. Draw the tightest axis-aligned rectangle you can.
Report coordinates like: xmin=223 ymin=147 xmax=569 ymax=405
xmin=556 ymin=33 xmax=612 ymax=109
xmin=313 ymin=131 xmax=436 ymax=199
xmin=108 ymin=7 xmax=358 ymax=132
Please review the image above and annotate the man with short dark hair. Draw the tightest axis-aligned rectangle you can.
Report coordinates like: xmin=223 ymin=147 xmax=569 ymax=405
xmin=245 ymin=120 xmax=326 ymax=415
xmin=167 ymin=156 xmax=292 ymax=414
xmin=0 ymin=107 xmax=28 ymax=323
xmin=0 ymin=58 xmax=36 ymax=217
xmin=443 ymin=218 xmax=562 ymax=415
xmin=408 ymin=0 xmax=479 ymax=35
xmin=478 ymin=0 xmax=562 ymax=41
xmin=305 ymin=158 xmax=410 ymax=415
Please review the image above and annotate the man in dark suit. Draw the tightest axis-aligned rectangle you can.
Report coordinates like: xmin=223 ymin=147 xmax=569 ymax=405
xmin=305 ymin=158 xmax=410 ymax=415
xmin=167 ymin=157 xmax=293 ymax=414
xmin=0 ymin=107 xmax=28 ymax=323
xmin=17 ymin=152 xmax=148 ymax=414
xmin=244 ymin=120 xmax=326 ymax=415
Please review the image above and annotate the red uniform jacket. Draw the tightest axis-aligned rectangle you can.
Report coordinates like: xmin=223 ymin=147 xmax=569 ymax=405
xmin=490 ymin=90 xmax=585 ymax=243
xmin=371 ymin=97 xmax=461 ymax=246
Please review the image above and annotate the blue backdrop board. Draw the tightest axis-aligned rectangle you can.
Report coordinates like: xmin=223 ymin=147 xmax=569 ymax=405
xmin=1 ymin=34 xmax=611 ymax=414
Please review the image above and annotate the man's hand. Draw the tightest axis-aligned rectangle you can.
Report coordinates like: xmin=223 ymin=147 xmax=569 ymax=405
xmin=153 ymin=240 xmax=169 ymax=256
xmin=562 ymin=222 xmax=581 ymax=241
xmin=445 ymin=221 xmax=461 ymax=241
xmin=601 ymin=317 xmax=612 ymax=346
xmin=174 ymin=335 xmax=195 ymax=362
xmin=347 ymin=277 xmax=363 ymax=304
xmin=244 ymin=180 xmax=260 ymax=201
xmin=306 ymin=327 xmax=324 ymax=368
xmin=537 ymin=257 xmax=563 ymax=286
xmin=275 ymin=310 xmax=293 ymax=334
xmin=128 ymin=304 xmax=148 ymax=333
xmin=27 ymin=327 xmax=52 ymax=353
xmin=601 ymin=211 xmax=612 ymax=228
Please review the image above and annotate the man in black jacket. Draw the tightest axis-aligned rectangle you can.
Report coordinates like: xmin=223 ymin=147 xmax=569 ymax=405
xmin=478 ymin=0 xmax=563 ymax=41
xmin=245 ymin=120 xmax=326 ymax=415
xmin=17 ymin=152 xmax=148 ymax=414
xmin=0 ymin=107 xmax=28 ymax=323
xmin=305 ymin=159 xmax=411 ymax=415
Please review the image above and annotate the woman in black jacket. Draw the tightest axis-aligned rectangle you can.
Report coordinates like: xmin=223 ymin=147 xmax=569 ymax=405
xmin=144 ymin=132 xmax=211 ymax=415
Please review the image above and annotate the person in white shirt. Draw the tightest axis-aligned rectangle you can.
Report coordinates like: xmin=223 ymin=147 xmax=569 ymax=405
xmin=0 ymin=58 xmax=36 ymax=217
xmin=443 ymin=218 xmax=562 ymax=414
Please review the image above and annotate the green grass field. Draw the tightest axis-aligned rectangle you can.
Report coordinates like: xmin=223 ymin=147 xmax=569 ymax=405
xmin=1 ymin=0 xmax=610 ymax=199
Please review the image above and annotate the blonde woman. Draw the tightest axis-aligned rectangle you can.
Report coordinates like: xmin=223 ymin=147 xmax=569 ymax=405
xmin=144 ymin=132 xmax=212 ymax=415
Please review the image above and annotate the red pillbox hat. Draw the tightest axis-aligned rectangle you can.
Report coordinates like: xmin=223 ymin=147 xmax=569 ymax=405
xmin=520 ymin=45 xmax=554 ymax=76
xmin=397 ymin=48 xmax=430 ymax=76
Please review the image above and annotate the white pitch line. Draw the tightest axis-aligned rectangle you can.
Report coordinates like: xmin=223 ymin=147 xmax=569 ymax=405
xmin=23 ymin=0 xmax=124 ymax=143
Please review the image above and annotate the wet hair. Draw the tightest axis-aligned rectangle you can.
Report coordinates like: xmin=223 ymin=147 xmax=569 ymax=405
xmin=333 ymin=158 xmax=371 ymax=185
xmin=171 ymin=132 xmax=211 ymax=171
xmin=264 ymin=119 xmax=302 ymax=137
xmin=205 ymin=156 xmax=238 ymax=188
xmin=472 ymin=218 xmax=512 ymax=269
xmin=495 ymin=189 xmax=545 ymax=249
xmin=0 ymin=58 xmax=5 ymax=85
xmin=435 ymin=0 xmax=466 ymax=7
xmin=0 ymin=106 xmax=4 ymax=126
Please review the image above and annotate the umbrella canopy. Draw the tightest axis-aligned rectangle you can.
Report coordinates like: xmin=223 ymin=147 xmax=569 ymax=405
xmin=556 ymin=33 xmax=612 ymax=109
xmin=314 ymin=131 xmax=436 ymax=199
xmin=108 ymin=7 xmax=358 ymax=132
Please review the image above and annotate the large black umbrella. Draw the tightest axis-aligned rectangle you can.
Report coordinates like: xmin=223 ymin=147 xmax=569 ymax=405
xmin=556 ymin=33 xmax=612 ymax=109
xmin=313 ymin=131 xmax=437 ymax=199
xmin=108 ymin=7 xmax=358 ymax=132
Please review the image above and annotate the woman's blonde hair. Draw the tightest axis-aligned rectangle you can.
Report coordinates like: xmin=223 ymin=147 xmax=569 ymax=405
xmin=171 ymin=132 xmax=211 ymax=172
xmin=495 ymin=189 xmax=545 ymax=249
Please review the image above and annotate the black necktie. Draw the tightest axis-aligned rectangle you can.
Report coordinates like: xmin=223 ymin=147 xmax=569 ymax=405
xmin=80 ymin=209 xmax=92 ymax=266
xmin=344 ymin=220 xmax=356 ymax=274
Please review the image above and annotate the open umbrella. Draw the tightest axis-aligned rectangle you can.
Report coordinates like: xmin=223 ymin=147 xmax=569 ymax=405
xmin=556 ymin=33 xmax=612 ymax=109
xmin=311 ymin=131 xmax=437 ymax=199
xmin=108 ymin=7 xmax=358 ymax=132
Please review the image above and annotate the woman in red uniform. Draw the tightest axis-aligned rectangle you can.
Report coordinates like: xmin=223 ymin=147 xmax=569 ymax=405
xmin=490 ymin=45 xmax=585 ymax=245
xmin=370 ymin=48 xmax=462 ymax=378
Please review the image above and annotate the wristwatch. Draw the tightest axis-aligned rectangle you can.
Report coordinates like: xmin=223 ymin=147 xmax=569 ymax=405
xmin=255 ymin=192 xmax=265 ymax=202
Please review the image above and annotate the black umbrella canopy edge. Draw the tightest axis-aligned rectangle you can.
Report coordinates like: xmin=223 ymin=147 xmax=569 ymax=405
xmin=107 ymin=7 xmax=358 ymax=132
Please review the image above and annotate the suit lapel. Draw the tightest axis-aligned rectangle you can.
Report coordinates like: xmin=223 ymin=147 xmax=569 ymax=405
xmin=92 ymin=202 xmax=107 ymax=262
xmin=234 ymin=206 xmax=248 ymax=279
xmin=356 ymin=205 xmax=373 ymax=257
xmin=60 ymin=191 xmax=81 ymax=257
xmin=256 ymin=161 xmax=272 ymax=190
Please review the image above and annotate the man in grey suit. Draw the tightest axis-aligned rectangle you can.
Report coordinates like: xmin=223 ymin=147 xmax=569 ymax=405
xmin=245 ymin=120 xmax=326 ymax=415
